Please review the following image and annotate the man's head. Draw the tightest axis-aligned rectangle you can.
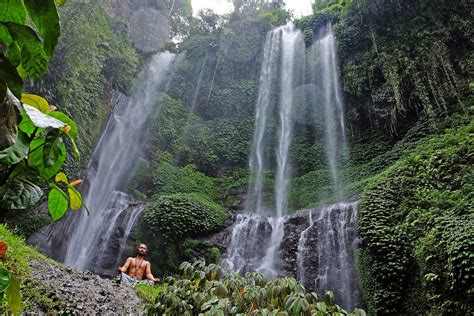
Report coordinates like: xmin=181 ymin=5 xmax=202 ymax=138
xmin=136 ymin=243 xmax=148 ymax=256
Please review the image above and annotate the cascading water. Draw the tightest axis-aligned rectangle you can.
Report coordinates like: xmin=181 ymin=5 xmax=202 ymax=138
xmin=223 ymin=23 xmax=362 ymax=309
xmin=28 ymin=53 xmax=176 ymax=275
xmin=311 ymin=25 xmax=347 ymax=198
xmin=222 ymin=22 xmax=304 ymax=278
xmin=65 ymin=52 xmax=175 ymax=270
xmin=296 ymin=202 xmax=361 ymax=310
xmin=294 ymin=25 xmax=361 ymax=309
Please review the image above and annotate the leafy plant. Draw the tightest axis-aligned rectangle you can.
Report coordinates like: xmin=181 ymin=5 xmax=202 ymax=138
xmin=0 ymin=93 xmax=83 ymax=221
xmin=148 ymin=260 xmax=366 ymax=315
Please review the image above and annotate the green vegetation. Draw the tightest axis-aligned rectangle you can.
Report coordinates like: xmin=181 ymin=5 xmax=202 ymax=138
xmin=147 ymin=260 xmax=366 ymax=315
xmin=136 ymin=194 xmax=229 ymax=275
xmin=0 ymin=1 xmax=86 ymax=221
xmin=0 ymin=225 xmax=66 ymax=314
xmin=357 ymin=118 xmax=473 ymax=314
xmin=33 ymin=1 xmax=140 ymax=170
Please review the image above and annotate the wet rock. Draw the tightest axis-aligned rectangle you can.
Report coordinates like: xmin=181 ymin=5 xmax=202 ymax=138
xmin=27 ymin=259 xmax=144 ymax=314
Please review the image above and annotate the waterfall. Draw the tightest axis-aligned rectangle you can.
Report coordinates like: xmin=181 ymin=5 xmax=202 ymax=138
xmin=245 ymin=29 xmax=280 ymax=215
xmin=296 ymin=202 xmax=361 ymax=310
xmin=28 ymin=53 xmax=176 ymax=275
xmin=223 ymin=22 xmax=304 ymax=278
xmin=311 ymin=25 xmax=347 ymax=198
xmin=64 ymin=52 xmax=175 ymax=269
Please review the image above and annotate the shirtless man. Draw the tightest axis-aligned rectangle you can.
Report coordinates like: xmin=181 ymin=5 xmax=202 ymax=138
xmin=118 ymin=243 xmax=160 ymax=284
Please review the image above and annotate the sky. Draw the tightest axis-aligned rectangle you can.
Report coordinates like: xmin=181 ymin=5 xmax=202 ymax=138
xmin=191 ymin=0 xmax=314 ymax=17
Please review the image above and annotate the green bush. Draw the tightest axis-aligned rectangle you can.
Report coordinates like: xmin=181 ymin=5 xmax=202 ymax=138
xmin=136 ymin=194 xmax=229 ymax=275
xmin=357 ymin=120 xmax=474 ymax=314
xmin=148 ymin=260 xmax=366 ymax=315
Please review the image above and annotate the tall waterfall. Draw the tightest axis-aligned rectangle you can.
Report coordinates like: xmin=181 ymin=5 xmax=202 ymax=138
xmin=28 ymin=53 xmax=176 ymax=275
xmin=311 ymin=25 xmax=347 ymax=198
xmin=65 ymin=52 xmax=175 ymax=269
xmin=222 ymin=23 xmax=362 ymax=309
xmin=222 ymin=23 xmax=304 ymax=278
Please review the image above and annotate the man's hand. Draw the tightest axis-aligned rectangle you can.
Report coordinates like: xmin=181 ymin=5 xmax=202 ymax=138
xmin=153 ymin=277 xmax=161 ymax=284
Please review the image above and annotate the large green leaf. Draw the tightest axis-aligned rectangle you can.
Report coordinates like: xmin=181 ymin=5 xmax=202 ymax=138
xmin=48 ymin=111 xmax=78 ymax=138
xmin=5 ymin=22 xmax=48 ymax=79
xmin=0 ymin=131 xmax=29 ymax=165
xmin=0 ymin=53 xmax=23 ymax=98
xmin=5 ymin=41 xmax=21 ymax=67
xmin=0 ymin=24 xmax=12 ymax=45
xmin=0 ymin=179 xmax=43 ymax=209
xmin=23 ymin=0 xmax=59 ymax=58
xmin=27 ymin=136 xmax=45 ymax=170
xmin=0 ymin=0 xmax=27 ymax=24
xmin=43 ymin=129 xmax=62 ymax=167
xmin=22 ymin=104 xmax=64 ymax=129
xmin=48 ymin=183 xmax=68 ymax=221
xmin=5 ymin=274 xmax=21 ymax=315
xmin=0 ymin=267 xmax=10 ymax=292
xmin=41 ymin=141 xmax=65 ymax=180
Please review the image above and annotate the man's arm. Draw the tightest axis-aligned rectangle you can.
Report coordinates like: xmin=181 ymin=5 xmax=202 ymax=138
xmin=118 ymin=257 xmax=132 ymax=273
xmin=145 ymin=261 xmax=160 ymax=282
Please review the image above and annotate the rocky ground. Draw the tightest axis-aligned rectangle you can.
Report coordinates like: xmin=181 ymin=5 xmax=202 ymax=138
xmin=27 ymin=259 xmax=144 ymax=314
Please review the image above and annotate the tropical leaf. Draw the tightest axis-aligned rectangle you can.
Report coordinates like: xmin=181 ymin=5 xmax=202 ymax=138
xmin=0 ymin=267 xmax=11 ymax=292
xmin=22 ymin=104 xmax=64 ymax=129
xmin=0 ymin=53 xmax=23 ymax=98
xmin=67 ymin=185 xmax=82 ymax=210
xmin=28 ymin=136 xmax=45 ymax=170
xmin=5 ymin=41 xmax=21 ymax=67
xmin=0 ymin=131 xmax=29 ymax=165
xmin=21 ymin=93 xmax=50 ymax=113
xmin=23 ymin=0 xmax=60 ymax=58
xmin=0 ymin=24 xmax=13 ymax=45
xmin=48 ymin=183 xmax=68 ymax=221
xmin=43 ymin=130 xmax=62 ymax=166
xmin=5 ymin=22 xmax=48 ymax=79
xmin=0 ymin=0 xmax=27 ymax=24
xmin=0 ymin=179 xmax=42 ymax=209
xmin=5 ymin=274 xmax=21 ymax=315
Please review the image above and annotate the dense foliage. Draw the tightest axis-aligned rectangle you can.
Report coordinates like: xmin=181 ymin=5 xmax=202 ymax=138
xmin=357 ymin=116 xmax=473 ymax=314
xmin=148 ymin=260 xmax=366 ymax=315
xmin=136 ymin=194 xmax=229 ymax=275
xmin=32 ymin=1 xmax=141 ymax=169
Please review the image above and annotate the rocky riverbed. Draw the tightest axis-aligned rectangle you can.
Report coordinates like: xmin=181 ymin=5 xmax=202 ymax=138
xmin=27 ymin=259 xmax=144 ymax=314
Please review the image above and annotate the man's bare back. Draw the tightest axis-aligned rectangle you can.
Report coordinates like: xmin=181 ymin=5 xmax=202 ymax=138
xmin=118 ymin=244 xmax=159 ymax=282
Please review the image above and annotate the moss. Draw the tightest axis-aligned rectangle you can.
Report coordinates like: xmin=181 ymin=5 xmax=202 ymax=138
xmin=0 ymin=225 xmax=66 ymax=313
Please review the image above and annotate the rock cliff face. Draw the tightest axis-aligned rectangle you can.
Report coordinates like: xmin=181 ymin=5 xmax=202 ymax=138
xmin=27 ymin=259 xmax=143 ymax=314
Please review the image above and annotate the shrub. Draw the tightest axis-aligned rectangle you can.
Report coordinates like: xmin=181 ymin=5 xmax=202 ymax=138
xmin=148 ymin=260 xmax=366 ymax=315
xmin=357 ymin=120 xmax=474 ymax=314
xmin=136 ymin=194 xmax=229 ymax=275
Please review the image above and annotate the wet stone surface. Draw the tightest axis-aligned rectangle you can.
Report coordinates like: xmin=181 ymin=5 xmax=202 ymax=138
xmin=28 ymin=259 xmax=144 ymax=314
